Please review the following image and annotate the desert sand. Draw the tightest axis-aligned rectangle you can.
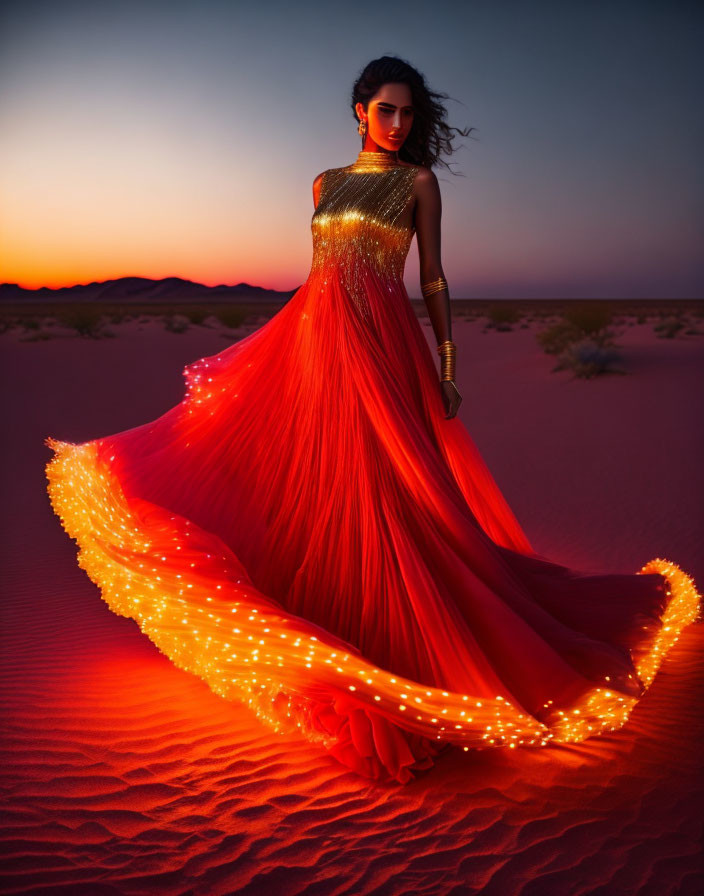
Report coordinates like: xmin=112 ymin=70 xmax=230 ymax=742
xmin=1 ymin=313 xmax=702 ymax=895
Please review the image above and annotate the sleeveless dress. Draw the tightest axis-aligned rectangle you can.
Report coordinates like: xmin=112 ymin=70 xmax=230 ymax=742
xmin=44 ymin=152 xmax=701 ymax=783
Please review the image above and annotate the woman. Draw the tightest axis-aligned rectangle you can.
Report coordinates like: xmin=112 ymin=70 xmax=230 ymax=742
xmin=45 ymin=56 xmax=700 ymax=784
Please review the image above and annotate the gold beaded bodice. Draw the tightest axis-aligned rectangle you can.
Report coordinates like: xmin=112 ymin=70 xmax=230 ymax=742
xmin=310 ymin=151 xmax=420 ymax=319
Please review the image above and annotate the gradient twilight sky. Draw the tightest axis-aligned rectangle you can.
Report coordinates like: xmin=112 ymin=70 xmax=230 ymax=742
xmin=1 ymin=0 xmax=702 ymax=298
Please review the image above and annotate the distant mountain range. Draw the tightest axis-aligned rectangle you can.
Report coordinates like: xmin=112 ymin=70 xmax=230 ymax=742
xmin=0 ymin=276 xmax=299 ymax=304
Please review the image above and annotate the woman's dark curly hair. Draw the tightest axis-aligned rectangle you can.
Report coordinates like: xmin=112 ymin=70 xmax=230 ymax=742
xmin=351 ymin=55 xmax=474 ymax=173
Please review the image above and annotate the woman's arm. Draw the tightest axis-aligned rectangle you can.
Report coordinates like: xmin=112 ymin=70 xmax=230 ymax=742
xmin=414 ymin=167 xmax=451 ymax=346
xmin=414 ymin=168 xmax=461 ymax=418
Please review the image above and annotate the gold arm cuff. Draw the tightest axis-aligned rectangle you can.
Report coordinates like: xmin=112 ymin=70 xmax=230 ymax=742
xmin=421 ymin=276 xmax=448 ymax=298
xmin=436 ymin=339 xmax=456 ymax=381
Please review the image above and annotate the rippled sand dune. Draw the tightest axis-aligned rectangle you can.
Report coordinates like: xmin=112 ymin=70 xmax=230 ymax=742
xmin=2 ymin=315 xmax=702 ymax=895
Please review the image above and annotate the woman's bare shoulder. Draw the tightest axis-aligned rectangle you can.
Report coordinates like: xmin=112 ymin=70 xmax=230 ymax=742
xmin=408 ymin=164 xmax=436 ymax=182
xmin=412 ymin=165 xmax=440 ymax=198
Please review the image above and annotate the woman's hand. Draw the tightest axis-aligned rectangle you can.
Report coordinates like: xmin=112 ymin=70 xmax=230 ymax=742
xmin=441 ymin=380 xmax=462 ymax=419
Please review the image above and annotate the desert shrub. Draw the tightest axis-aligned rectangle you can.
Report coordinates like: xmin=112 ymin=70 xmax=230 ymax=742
xmin=536 ymin=302 xmax=616 ymax=358
xmin=19 ymin=317 xmax=40 ymax=330
xmin=535 ymin=320 xmax=581 ymax=355
xmin=164 ymin=314 xmax=190 ymax=333
xmin=553 ymin=339 xmax=625 ymax=379
xmin=654 ymin=316 xmax=685 ymax=339
xmin=59 ymin=307 xmax=107 ymax=337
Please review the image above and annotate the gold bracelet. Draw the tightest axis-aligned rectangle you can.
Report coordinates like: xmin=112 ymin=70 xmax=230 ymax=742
xmin=436 ymin=339 xmax=456 ymax=382
xmin=421 ymin=276 xmax=448 ymax=298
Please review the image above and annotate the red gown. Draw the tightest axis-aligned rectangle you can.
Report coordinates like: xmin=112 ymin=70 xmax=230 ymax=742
xmin=45 ymin=150 xmax=701 ymax=783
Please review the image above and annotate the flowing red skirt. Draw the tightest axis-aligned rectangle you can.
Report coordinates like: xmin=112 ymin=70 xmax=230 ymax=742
xmin=45 ymin=265 xmax=701 ymax=783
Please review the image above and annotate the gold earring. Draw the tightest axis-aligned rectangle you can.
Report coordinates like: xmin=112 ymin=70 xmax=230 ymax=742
xmin=358 ymin=119 xmax=367 ymax=147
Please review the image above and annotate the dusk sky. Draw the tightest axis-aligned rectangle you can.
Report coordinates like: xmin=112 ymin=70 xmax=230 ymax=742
xmin=1 ymin=0 xmax=701 ymax=298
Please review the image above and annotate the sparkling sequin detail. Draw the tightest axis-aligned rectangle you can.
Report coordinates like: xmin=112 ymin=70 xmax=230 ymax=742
xmin=310 ymin=164 xmax=420 ymax=320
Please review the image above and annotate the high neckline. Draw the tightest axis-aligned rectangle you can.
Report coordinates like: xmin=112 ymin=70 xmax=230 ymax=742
xmin=350 ymin=150 xmax=403 ymax=171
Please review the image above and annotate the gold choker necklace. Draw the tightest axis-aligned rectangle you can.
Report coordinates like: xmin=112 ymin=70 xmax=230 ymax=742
xmin=350 ymin=150 xmax=402 ymax=171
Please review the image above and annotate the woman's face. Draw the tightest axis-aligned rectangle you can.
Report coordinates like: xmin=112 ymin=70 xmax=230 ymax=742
xmin=356 ymin=82 xmax=414 ymax=152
